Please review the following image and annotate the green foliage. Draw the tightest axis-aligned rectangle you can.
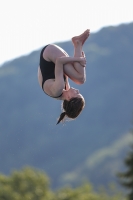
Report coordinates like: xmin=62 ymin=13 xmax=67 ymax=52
xmin=0 ymin=167 xmax=54 ymax=200
xmin=117 ymin=132 xmax=133 ymax=200
xmin=0 ymin=167 xmax=127 ymax=200
xmin=54 ymin=183 xmax=126 ymax=200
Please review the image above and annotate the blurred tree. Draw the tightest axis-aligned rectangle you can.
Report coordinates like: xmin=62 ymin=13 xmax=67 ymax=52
xmin=0 ymin=167 xmax=126 ymax=200
xmin=0 ymin=167 xmax=54 ymax=200
xmin=117 ymin=131 xmax=133 ymax=200
xmin=54 ymin=183 xmax=126 ymax=200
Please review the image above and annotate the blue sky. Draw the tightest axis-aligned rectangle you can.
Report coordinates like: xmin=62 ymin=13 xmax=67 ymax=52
xmin=0 ymin=0 xmax=132 ymax=65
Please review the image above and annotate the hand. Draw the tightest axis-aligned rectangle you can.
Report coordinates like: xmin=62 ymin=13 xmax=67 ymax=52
xmin=82 ymin=51 xmax=86 ymax=58
xmin=79 ymin=57 xmax=86 ymax=67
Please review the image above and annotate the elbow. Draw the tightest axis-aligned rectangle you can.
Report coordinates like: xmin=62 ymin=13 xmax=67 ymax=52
xmin=55 ymin=57 xmax=61 ymax=64
xmin=56 ymin=57 xmax=63 ymax=65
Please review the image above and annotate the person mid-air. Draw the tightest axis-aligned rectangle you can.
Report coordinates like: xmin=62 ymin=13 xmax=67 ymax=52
xmin=38 ymin=29 xmax=90 ymax=124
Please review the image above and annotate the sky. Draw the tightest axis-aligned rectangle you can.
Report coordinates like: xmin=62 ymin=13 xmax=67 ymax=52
xmin=0 ymin=0 xmax=133 ymax=65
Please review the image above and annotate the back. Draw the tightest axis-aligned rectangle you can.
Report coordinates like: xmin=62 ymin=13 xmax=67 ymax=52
xmin=39 ymin=46 xmax=55 ymax=89
xmin=39 ymin=46 xmax=66 ymax=98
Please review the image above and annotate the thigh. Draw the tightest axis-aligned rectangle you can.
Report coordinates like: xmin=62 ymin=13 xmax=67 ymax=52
xmin=43 ymin=44 xmax=69 ymax=63
xmin=43 ymin=44 xmax=81 ymax=84
xmin=63 ymin=63 xmax=82 ymax=84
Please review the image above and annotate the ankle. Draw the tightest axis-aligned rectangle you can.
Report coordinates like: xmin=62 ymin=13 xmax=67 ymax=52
xmin=74 ymin=40 xmax=82 ymax=47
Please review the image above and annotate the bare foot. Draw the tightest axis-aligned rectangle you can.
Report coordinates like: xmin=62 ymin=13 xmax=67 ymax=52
xmin=72 ymin=29 xmax=90 ymax=46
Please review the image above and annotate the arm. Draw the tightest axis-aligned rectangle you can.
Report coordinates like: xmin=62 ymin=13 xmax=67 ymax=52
xmin=57 ymin=56 xmax=86 ymax=66
xmin=64 ymin=75 xmax=70 ymax=91
xmin=50 ymin=56 xmax=86 ymax=96
xmin=50 ymin=57 xmax=66 ymax=97
xmin=62 ymin=55 xmax=86 ymax=84
xmin=54 ymin=56 xmax=84 ymax=91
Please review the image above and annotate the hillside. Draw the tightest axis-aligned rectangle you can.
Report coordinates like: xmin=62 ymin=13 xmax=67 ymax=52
xmin=0 ymin=22 xmax=133 ymax=189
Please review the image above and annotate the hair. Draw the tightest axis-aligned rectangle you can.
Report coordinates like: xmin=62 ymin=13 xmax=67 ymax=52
xmin=56 ymin=97 xmax=85 ymax=124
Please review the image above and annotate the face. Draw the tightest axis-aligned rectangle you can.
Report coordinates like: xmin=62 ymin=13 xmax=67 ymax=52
xmin=65 ymin=87 xmax=83 ymax=100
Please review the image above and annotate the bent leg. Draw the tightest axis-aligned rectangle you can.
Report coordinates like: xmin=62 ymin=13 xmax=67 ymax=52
xmin=64 ymin=29 xmax=90 ymax=84
xmin=63 ymin=46 xmax=85 ymax=84
xmin=63 ymin=62 xmax=84 ymax=84
xmin=42 ymin=29 xmax=90 ymax=85
xmin=42 ymin=44 xmax=82 ymax=84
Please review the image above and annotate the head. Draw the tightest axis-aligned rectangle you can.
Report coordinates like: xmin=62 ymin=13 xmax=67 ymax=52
xmin=56 ymin=87 xmax=85 ymax=124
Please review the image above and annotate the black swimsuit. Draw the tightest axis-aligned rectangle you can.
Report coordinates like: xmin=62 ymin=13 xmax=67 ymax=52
xmin=39 ymin=45 xmax=66 ymax=98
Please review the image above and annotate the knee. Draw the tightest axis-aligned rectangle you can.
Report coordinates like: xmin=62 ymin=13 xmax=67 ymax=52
xmin=78 ymin=77 xmax=86 ymax=85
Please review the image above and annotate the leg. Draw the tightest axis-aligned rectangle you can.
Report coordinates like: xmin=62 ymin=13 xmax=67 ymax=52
xmin=73 ymin=40 xmax=86 ymax=79
xmin=63 ymin=29 xmax=90 ymax=84
xmin=72 ymin=29 xmax=90 ymax=74
xmin=42 ymin=44 xmax=84 ymax=84
xmin=43 ymin=30 xmax=90 ymax=84
xmin=63 ymin=42 xmax=85 ymax=84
